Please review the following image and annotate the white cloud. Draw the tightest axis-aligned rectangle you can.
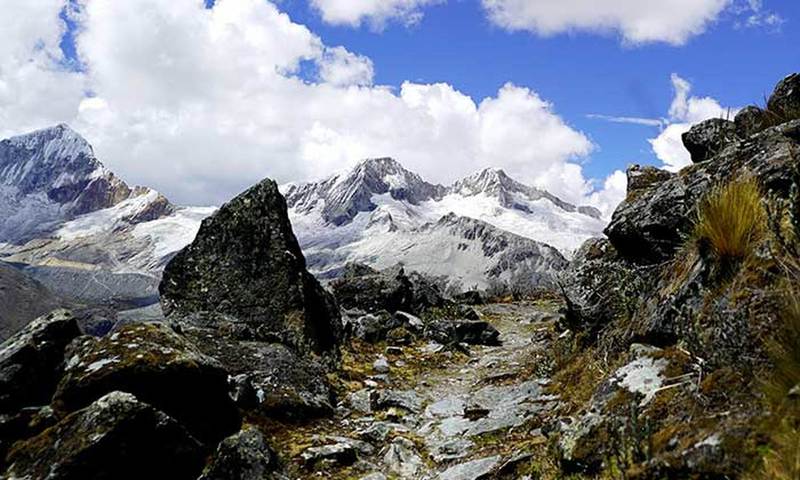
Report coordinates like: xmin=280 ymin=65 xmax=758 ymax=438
xmin=310 ymin=0 xmax=441 ymax=29
xmin=588 ymin=169 xmax=627 ymax=219
xmin=0 ymin=0 xmax=617 ymax=214
xmin=318 ymin=46 xmax=374 ymax=86
xmin=481 ymin=0 xmax=731 ymax=45
xmin=649 ymin=73 xmax=735 ymax=171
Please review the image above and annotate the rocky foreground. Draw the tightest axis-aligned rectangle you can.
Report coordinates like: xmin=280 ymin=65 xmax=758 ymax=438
xmin=2 ymin=73 xmax=800 ymax=479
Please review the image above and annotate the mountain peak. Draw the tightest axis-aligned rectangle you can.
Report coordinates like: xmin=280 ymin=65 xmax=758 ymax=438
xmin=7 ymin=123 xmax=94 ymax=161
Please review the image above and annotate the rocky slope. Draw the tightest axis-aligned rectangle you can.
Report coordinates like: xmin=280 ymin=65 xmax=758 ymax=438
xmin=0 ymin=261 xmax=67 ymax=341
xmin=285 ymin=158 xmax=601 ymax=288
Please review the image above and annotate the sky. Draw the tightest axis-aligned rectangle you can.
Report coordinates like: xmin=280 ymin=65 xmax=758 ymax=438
xmin=1 ymin=0 xmax=798 ymax=216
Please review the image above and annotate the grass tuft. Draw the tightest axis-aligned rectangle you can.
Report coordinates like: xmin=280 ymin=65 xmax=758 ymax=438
xmin=694 ymin=178 xmax=766 ymax=267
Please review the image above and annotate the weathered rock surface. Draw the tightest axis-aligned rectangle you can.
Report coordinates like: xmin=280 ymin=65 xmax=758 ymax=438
xmin=4 ymin=391 xmax=205 ymax=480
xmin=606 ymin=120 xmax=800 ymax=263
xmin=0 ymin=310 xmax=80 ymax=413
xmin=681 ymin=118 xmax=738 ymax=163
xmin=52 ymin=323 xmax=240 ymax=444
xmin=160 ymin=178 xmax=341 ymax=360
xmin=768 ymin=72 xmax=800 ymax=121
xmin=199 ymin=427 xmax=280 ymax=480
xmin=331 ymin=263 xmax=448 ymax=316
xmin=425 ymin=319 xmax=501 ymax=346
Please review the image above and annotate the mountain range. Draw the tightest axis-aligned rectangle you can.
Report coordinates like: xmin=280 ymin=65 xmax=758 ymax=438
xmin=0 ymin=125 xmax=605 ymax=307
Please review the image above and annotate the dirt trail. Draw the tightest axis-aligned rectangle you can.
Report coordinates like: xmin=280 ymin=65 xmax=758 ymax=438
xmin=269 ymin=301 xmax=564 ymax=480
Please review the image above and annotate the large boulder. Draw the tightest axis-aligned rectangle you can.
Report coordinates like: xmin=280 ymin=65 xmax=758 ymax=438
xmin=734 ymin=105 xmax=773 ymax=138
xmin=767 ymin=73 xmax=800 ymax=121
xmin=160 ymin=178 xmax=341 ymax=361
xmin=52 ymin=323 xmax=240 ymax=445
xmin=0 ymin=310 xmax=80 ymax=414
xmin=681 ymin=118 xmax=739 ymax=163
xmin=4 ymin=391 xmax=205 ymax=480
xmin=331 ymin=263 xmax=447 ymax=315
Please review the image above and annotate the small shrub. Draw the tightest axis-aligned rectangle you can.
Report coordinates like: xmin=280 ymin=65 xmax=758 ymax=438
xmin=693 ymin=178 xmax=766 ymax=266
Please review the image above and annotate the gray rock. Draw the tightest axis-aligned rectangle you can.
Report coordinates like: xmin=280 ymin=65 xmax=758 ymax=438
xmin=734 ymin=105 xmax=773 ymax=138
xmin=4 ymin=391 xmax=205 ymax=480
xmin=382 ymin=437 xmax=425 ymax=478
xmin=0 ymin=310 xmax=80 ymax=413
xmin=347 ymin=388 xmax=374 ymax=414
xmin=438 ymin=455 xmax=501 ymax=480
xmin=425 ymin=319 xmax=501 ymax=346
xmin=301 ymin=442 xmax=357 ymax=468
xmin=199 ymin=427 xmax=279 ymax=480
xmin=394 ymin=311 xmax=425 ymax=333
xmin=160 ymin=178 xmax=341 ymax=362
xmin=52 ymin=322 xmax=240 ymax=445
xmin=768 ymin=72 xmax=800 ymax=121
xmin=373 ymin=356 xmax=390 ymax=374
xmin=681 ymin=118 xmax=739 ymax=163
xmin=372 ymin=389 xmax=423 ymax=413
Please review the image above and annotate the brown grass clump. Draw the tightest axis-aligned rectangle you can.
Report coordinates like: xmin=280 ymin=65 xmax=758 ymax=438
xmin=694 ymin=177 xmax=766 ymax=266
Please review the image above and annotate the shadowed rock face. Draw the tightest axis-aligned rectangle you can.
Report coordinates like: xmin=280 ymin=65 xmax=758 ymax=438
xmin=4 ymin=391 xmax=206 ymax=480
xmin=159 ymin=178 xmax=341 ymax=360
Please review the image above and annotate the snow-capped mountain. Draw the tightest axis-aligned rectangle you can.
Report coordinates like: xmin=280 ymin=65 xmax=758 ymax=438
xmin=285 ymin=158 xmax=605 ymax=288
xmin=0 ymin=125 xmax=212 ymax=307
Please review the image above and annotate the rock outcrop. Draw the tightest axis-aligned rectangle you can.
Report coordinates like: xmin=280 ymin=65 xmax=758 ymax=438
xmin=160 ymin=178 xmax=341 ymax=361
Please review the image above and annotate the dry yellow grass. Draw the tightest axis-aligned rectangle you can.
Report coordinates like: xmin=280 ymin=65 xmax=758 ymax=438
xmin=694 ymin=177 xmax=766 ymax=264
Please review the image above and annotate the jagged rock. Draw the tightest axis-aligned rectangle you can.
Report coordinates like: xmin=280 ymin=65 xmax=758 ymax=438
xmin=4 ymin=391 xmax=205 ymax=480
xmin=606 ymin=120 xmax=800 ymax=263
xmin=347 ymin=311 xmax=400 ymax=343
xmin=301 ymin=442 xmax=357 ymax=468
xmin=625 ymin=165 xmax=674 ymax=194
xmin=382 ymin=437 xmax=425 ymax=478
xmin=52 ymin=323 xmax=240 ymax=445
xmin=373 ymin=356 xmax=390 ymax=374
xmin=439 ymin=455 xmax=501 ymax=480
xmin=331 ymin=264 xmax=447 ymax=316
xmin=393 ymin=311 xmax=424 ymax=333
xmin=457 ymin=305 xmax=481 ymax=320
xmin=681 ymin=118 xmax=739 ymax=163
xmin=198 ymin=427 xmax=280 ymax=480
xmin=160 ymin=178 xmax=341 ymax=361
xmin=0 ymin=262 xmax=68 ymax=342
xmin=453 ymin=290 xmax=485 ymax=305
xmin=734 ymin=105 xmax=773 ymax=138
xmin=0 ymin=310 xmax=80 ymax=414
xmin=371 ymin=389 xmax=423 ymax=413
xmin=767 ymin=73 xmax=800 ymax=121
xmin=425 ymin=319 xmax=501 ymax=346
xmin=559 ymin=238 xmax=649 ymax=338
xmin=0 ymin=406 xmax=57 ymax=468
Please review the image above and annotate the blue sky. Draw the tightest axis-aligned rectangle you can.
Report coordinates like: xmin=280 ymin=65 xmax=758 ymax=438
xmin=274 ymin=0 xmax=799 ymax=180
xmin=6 ymin=0 xmax=798 ymax=209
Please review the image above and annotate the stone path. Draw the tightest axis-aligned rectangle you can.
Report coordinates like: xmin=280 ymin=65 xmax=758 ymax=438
xmin=272 ymin=301 xmax=564 ymax=479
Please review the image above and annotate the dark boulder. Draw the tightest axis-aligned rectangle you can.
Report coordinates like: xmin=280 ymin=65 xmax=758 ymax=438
xmin=4 ymin=391 xmax=205 ymax=480
xmin=681 ymin=118 xmax=739 ymax=163
xmin=767 ymin=73 xmax=800 ymax=121
xmin=0 ymin=310 xmax=80 ymax=414
xmin=453 ymin=290 xmax=485 ymax=305
xmin=625 ymin=164 xmax=674 ymax=194
xmin=425 ymin=319 xmax=501 ymax=346
xmin=331 ymin=264 xmax=447 ymax=315
xmin=160 ymin=178 xmax=341 ymax=361
xmin=199 ymin=427 xmax=280 ymax=480
xmin=52 ymin=323 xmax=240 ymax=445
xmin=734 ymin=105 xmax=773 ymax=138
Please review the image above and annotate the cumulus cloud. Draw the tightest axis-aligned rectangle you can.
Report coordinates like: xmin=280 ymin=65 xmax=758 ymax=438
xmin=481 ymin=0 xmax=731 ymax=45
xmin=0 ymin=0 xmax=617 ymax=214
xmin=0 ymin=1 xmax=85 ymax=136
xmin=649 ymin=74 xmax=735 ymax=171
xmin=310 ymin=0 xmax=441 ymax=29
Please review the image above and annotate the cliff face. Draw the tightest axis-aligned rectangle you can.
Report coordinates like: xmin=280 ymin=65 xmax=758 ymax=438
xmin=555 ymin=73 xmax=800 ymax=477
